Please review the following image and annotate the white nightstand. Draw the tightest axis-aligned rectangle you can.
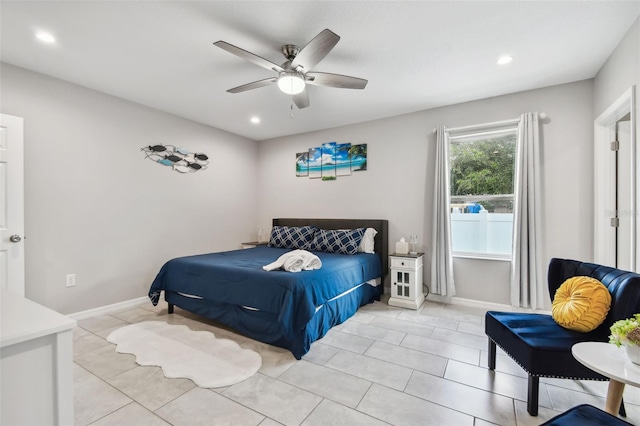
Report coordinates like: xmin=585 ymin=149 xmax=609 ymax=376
xmin=388 ymin=252 xmax=424 ymax=310
xmin=241 ymin=241 xmax=268 ymax=249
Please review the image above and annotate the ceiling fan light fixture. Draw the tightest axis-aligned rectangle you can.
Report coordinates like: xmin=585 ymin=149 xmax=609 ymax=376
xmin=277 ymin=72 xmax=305 ymax=95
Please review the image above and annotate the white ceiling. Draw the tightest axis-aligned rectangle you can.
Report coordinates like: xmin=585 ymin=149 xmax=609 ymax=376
xmin=1 ymin=1 xmax=639 ymax=141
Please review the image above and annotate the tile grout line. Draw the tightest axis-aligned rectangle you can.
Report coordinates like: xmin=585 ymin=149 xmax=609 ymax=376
xmin=85 ymin=400 xmax=136 ymax=426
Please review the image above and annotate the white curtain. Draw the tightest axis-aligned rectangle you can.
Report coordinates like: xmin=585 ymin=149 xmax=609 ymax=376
xmin=510 ymin=112 xmax=545 ymax=309
xmin=430 ymin=126 xmax=455 ymax=297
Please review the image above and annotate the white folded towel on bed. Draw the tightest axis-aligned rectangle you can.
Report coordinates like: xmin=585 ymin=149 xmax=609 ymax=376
xmin=263 ymin=249 xmax=322 ymax=273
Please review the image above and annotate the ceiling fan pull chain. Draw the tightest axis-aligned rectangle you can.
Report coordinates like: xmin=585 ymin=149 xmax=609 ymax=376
xmin=290 ymin=103 xmax=294 ymax=119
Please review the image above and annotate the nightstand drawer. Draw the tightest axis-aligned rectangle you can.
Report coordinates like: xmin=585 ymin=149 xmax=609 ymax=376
xmin=391 ymin=258 xmax=418 ymax=269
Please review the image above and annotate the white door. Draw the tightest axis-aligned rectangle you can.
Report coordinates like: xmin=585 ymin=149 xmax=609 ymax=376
xmin=0 ymin=114 xmax=25 ymax=296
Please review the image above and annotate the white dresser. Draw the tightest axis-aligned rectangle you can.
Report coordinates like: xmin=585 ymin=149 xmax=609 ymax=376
xmin=1 ymin=289 xmax=77 ymax=425
xmin=388 ymin=252 xmax=425 ymax=310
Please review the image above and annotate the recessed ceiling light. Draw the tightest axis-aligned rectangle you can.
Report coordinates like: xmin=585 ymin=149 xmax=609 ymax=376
xmin=496 ymin=55 xmax=513 ymax=65
xmin=36 ymin=31 xmax=56 ymax=43
xmin=250 ymin=117 xmax=260 ymax=124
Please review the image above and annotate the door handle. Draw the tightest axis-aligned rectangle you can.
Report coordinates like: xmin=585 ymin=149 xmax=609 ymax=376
xmin=9 ymin=234 xmax=22 ymax=243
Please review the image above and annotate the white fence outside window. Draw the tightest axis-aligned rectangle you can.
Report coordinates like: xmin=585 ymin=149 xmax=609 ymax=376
xmin=451 ymin=210 xmax=513 ymax=256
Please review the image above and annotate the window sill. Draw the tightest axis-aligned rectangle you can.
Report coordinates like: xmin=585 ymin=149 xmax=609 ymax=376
xmin=453 ymin=253 xmax=512 ymax=262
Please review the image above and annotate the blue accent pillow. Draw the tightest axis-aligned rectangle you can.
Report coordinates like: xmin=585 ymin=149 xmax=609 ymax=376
xmin=309 ymin=228 xmax=366 ymax=255
xmin=268 ymin=226 xmax=317 ymax=249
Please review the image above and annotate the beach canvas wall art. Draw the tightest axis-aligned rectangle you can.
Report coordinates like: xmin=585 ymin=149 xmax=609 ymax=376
xmin=296 ymin=142 xmax=367 ymax=180
xmin=321 ymin=142 xmax=337 ymax=180
xmin=350 ymin=144 xmax=367 ymax=171
xmin=336 ymin=143 xmax=352 ymax=176
xmin=296 ymin=152 xmax=309 ymax=177
xmin=308 ymin=147 xmax=322 ymax=179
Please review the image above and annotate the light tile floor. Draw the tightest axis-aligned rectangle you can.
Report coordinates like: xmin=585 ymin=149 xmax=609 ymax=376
xmin=73 ymin=297 xmax=640 ymax=426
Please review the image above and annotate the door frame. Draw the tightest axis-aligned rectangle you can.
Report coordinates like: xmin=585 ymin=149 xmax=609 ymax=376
xmin=0 ymin=113 xmax=25 ymax=296
xmin=594 ymin=86 xmax=637 ymax=270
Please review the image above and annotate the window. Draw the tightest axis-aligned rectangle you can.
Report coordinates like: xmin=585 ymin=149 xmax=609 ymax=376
xmin=449 ymin=127 xmax=517 ymax=258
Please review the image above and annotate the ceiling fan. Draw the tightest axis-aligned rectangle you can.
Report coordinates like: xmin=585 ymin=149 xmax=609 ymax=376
xmin=214 ymin=29 xmax=367 ymax=109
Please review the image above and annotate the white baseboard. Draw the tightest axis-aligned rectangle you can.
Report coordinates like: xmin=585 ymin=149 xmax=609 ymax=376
xmin=426 ymin=293 xmax=513 ymax=311
xmin=69 ymin=296 xmax=149 ymax=321
xmin=449 ymin=296 xmax=513 ymax=311
xmin=390 ymin=284 xmax=514 ymax=312
xmin=425 ymin=294 xmax=551 ymax=314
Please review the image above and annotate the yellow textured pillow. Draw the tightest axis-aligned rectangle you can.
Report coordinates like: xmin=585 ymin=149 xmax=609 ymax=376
xmin=552 ymin=276 xmax=611 ymax=332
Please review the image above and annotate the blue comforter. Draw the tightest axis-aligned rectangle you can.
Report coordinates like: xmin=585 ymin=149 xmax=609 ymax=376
xmin=148 ymin=246 xmax=381 ymax=339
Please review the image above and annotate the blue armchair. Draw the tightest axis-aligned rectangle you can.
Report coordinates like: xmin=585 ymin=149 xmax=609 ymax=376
xmin=540 ymin=404 xmax=632 ymax=425
xmin=485 ymin=258 xmax=640 ymax=416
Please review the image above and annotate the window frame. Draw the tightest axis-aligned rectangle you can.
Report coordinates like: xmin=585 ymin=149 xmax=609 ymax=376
xmin=448 ymin=125 xmax=519 ymax=260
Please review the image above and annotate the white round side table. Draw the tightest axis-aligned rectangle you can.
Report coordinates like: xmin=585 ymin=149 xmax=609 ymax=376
xmin=572 ymin=341 xmax=640 ymax=415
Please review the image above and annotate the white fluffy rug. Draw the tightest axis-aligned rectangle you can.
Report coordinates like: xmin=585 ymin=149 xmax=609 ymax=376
xmin=107 ymin=321 xmax=262 ymax=388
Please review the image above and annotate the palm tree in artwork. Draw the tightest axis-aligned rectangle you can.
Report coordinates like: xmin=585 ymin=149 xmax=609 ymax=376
xmin=348 ymin=144 xmax=367 ymax=171
xmin=296 ymin=152 xmax=309 ymax=176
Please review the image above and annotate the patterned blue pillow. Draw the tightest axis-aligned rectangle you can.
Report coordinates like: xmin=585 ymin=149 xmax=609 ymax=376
xmin=268 ymin=226 xmax=317 ymax=249
xmin=309 ymin=228 xmax=366 ymax=255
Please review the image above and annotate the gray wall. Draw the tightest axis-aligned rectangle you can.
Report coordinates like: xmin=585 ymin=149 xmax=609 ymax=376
xmin=593 ymin=17 xmax=639 ymax=117
xmin=258 ymin=80 xmax=594 ymax=306
xmin=1 ymin=63 xmax=259 ymax=314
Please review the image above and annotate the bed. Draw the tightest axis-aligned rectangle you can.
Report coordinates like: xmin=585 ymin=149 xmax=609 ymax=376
xmin=148 ymin=218 xmax=389 ymax=359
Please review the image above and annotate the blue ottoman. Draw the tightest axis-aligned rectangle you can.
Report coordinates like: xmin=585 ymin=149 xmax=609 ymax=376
xmin=540 ymin=404 xmax=632 ymax=425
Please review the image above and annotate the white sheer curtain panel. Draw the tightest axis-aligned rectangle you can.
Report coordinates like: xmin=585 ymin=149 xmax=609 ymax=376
xmin=430 ymin=126 xmax=455 ymax=297
xmin=510 ymin=112 xmax=545 ymax=309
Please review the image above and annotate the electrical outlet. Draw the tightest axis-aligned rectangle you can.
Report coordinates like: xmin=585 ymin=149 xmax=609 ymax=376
xmin=66 ymin=274 xmax=76 ymax=287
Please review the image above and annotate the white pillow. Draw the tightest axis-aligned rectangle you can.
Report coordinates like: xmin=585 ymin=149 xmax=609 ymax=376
xmin=336 ymin=227 xmax=378 ymax=254
xmin=358 ymin=228 xmax=378 ymax=253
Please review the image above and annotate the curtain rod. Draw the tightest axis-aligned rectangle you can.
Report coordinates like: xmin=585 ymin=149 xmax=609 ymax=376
xmin=432 ymin=112 xmax=547 ymax=133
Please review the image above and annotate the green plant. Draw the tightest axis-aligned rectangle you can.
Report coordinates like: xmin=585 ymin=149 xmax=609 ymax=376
xmin=609 ymin=314 xmax=640 ymax=347
xmin=450 ymin=134 xmax=516 ymax=197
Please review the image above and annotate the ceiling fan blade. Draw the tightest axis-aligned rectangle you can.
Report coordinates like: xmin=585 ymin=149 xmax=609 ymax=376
xmin=214 ymin=41 xmax=284 ymax=73
xmin=293 ymin=89 xmax=310 ymax=109
xmin=227 ymin=77 xmax=278 ymax=93
xmin=305 ymin=72 xmax=368 ymax=89
xmin=291 ymin=29 xmax=340 ymax=71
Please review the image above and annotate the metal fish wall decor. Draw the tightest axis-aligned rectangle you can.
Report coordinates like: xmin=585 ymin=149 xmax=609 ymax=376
xmin=141 ymin=145 xmax=209 ymax=174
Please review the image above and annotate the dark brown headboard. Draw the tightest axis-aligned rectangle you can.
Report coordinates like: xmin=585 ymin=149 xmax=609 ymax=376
xmin=272 ymin=218 xmax=389 ymax=278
